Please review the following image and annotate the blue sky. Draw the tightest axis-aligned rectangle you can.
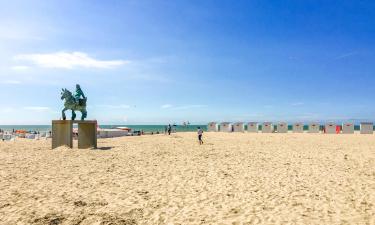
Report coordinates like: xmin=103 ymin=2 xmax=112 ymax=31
xmin=1 ymin=0 xmax=375 ymax=125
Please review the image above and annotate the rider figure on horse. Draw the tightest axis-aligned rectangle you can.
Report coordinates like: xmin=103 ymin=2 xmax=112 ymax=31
xmin=74 ymin=84 xmax=86 ymax=105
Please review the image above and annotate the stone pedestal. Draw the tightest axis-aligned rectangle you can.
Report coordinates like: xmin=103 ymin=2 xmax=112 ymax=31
xmin=52 ymin=120 xmax=97 ymax=149
xmin=52 ymin=120 xmax=73 ymax=149
xmin=78 ymin=120 xmax=97 ymax=149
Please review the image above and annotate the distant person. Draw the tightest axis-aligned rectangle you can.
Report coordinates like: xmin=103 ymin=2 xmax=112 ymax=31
xmin=168 ymin=124 xmax=172 ymax=135
xmin=197 ymin=127 xmax=203 ymax=145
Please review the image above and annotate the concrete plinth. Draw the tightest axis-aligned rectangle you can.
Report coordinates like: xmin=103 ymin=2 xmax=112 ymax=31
xmin=78 ymin=120 xmax=97 ymax=149
xmin=52 ymin=120 xmax=73 ymax=149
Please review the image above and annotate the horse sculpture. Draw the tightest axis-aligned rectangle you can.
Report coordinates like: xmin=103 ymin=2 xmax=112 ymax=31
xmin=61 ymin=88 xmax=87 ymax=120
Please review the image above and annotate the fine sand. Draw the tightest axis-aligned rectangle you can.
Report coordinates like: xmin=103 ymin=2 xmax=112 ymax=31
xmin=0 ymin=132 xmax=374 ymax=224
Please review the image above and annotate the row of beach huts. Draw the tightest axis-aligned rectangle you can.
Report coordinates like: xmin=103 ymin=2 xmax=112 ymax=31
xmin=207 ymin=122 xmax=375 ymax=134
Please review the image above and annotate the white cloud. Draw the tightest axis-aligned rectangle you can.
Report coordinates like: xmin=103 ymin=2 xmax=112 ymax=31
xmin=173 ymin=105 xmax=207 ymax=110
xmin=161 ymin=104 xmax=207 ymax=110
xmin=11 ymin=65 xmax=30 ymax=71
xmin=161 ymin=104 xmax=173 ymax=109
xmin=291 ymin=102 xmax=304 ymax=106
xmin=23 ymin=106 xmax=51 ymax=112
xmin=335 ymin=52 xmax=357 ymax=60
xmin=14 ymin=51 xmax=130 ymax=69
xmin=1 ymin=80 xmax=21 ymax=84
xmin=96 ymin=104 xmax=131 ymax=109
xmin=0 ymin=107 xmax=15 ymax=113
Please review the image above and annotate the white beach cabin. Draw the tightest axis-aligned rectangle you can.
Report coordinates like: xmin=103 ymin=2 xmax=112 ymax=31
xmin=293 ymin=123 xmax=304 ymax=133
xmin=220 ymin=122 xmax=232 ymax=132
xmin=342 ymin=122 xmax=354 ymax=134
xmin=325 ymin=122 xmax=336 ymax=134
xmin=97 ymin=129 xmax=129 ymax=138
xmin=247 ymin=122 xmax=258 ymax=133
xmin=262 ymin=122 xmax=273 ymax=133
xmin=309 ymin=123 xmax=320 ymax=133
xmin=233 ymin=122 xmax=245 ymax=132
xmin=360 ymin=122 xmax=373 ymax=134
xmin=277 ymin=122 xmax=288 ymax=133
xmin=207 ymin=122 xmax=219 ymax=132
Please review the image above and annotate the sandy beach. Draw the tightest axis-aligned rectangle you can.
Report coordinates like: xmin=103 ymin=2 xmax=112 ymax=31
xmin=0 ymin=132 xmax=374 ymax=224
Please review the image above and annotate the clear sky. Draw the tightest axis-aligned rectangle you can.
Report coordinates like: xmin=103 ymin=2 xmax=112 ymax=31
xmin=0 ymin=0 xmax=375 ymax=125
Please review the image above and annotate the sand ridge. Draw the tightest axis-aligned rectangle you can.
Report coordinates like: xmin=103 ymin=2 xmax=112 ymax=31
xmin=0 ymin=132 xmax=374 ymax=224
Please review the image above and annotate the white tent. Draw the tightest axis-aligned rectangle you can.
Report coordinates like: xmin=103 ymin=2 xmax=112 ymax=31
xmin=233 ymin=122 xmax=244 ymax=132
xmin=325 ymin=122 xmax=336 ymax=134
xmin=220 ymin=122 xmax=232 ymax=132
xmin=309 ymin=123 xmax=320 ymax=133
xmin=342 ymin=122 xmax=354 ymax=134
xmin=262 ymin=122 xmax=273 ymax=133
xmin=360 ymin=122 xmax=373 ymax=134
xmin=293 ymin=123 xmax=304 ymax=133
xmin=207 ymin=122 xmax=219 ymax=132
xmin=277 ymin=122 xmax=288 ymax=133
xmin=247 ymin=122 xmax=258 ymax=133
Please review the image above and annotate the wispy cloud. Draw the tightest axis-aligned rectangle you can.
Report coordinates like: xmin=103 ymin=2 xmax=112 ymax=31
xmin=10 ymin=65 xmax=30 ymax=71
xmin=334 ymin=52 xmax=358 ymax=60
xmin=14 ymin=51 xmax=130 ymax=69
xmin=1 ymin=80 xmax=21 ymax=84
xmin=0 ymin=107 xmax=15 ymax=113
xmin=23 ymin=106 xmax=51 ymax=112
xmin=96 ymin=104 xmax=132 ymax=109
xmin=161 ymin=104 xmax=173 ymax=109
xmin=161 ymin=104 xmax=207 ymax=110
xmin=291 ymin=102 xmax=304 ymax=106
xmin=173 ymin=105 xmax=207 ymax=110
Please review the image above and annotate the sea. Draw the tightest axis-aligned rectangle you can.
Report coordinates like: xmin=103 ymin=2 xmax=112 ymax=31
xmin=0 ymin=124 xmax=371 ymax=133
xmin=0 ymin=125 xmax=207 ymax=133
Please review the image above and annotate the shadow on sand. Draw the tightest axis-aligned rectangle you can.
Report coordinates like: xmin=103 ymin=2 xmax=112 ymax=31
xmin=95 ymin=146 xmax=113 ymax=151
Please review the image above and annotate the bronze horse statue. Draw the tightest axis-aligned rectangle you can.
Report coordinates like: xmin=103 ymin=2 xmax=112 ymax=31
xmin=60 ymin=88 xmax=87 ymax=120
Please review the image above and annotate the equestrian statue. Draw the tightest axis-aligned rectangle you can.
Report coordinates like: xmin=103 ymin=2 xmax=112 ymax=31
xmin=60 ymin=84 xmax=87 ymax=120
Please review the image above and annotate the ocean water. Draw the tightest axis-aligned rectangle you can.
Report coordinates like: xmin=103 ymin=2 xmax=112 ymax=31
xmin=0 ymin=124 xmax=372 ymax=133
xmin=0 ymin=125 xmax=207 ymax=133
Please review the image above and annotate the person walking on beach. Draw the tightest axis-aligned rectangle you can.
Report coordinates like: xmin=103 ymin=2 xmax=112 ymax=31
xmin=167 ymin=124 xmax=172 ymax=135
xmin=197 ymin=127 xmax=203 ymax=145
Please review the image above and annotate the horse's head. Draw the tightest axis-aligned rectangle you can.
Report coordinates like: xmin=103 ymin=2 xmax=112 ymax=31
xmin=61 ymin=88 xmax=71 ymax=100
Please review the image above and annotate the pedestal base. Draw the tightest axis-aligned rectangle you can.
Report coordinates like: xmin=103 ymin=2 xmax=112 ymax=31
xmin=78 ymin=120 xmax=97 ymax=149
xmin=51 ymin=120 xmax=97 ymax=149
xmin=52 ymin=120 xmax=73 ymax=149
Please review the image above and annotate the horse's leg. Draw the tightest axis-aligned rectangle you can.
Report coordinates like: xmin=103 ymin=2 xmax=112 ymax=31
xmin=80 ymin=109 xmax=87 ymax=120
xmin=62 ymin=108 xmax=67 ymax=120
xmin=72 ymin=110 xmax=76 ymax=120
